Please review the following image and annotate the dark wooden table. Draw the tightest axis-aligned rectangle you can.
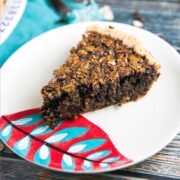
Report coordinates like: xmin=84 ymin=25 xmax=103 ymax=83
xmin=1 ymin=0 xmax=180 ymax=179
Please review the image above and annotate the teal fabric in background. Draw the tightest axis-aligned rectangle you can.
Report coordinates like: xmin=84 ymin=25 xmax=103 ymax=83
xmin=0 ymin=0 xmax=61 ymax=67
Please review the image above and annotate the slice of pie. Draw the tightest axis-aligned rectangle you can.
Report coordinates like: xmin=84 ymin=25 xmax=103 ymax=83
xmin=41 ymin=25 xmax=160 ymax=128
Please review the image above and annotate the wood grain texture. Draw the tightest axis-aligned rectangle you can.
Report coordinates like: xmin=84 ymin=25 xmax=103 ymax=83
xmin=0 ymin=0 xmax=180 ymax=179
xmin=0 ymin=155 xmax=173 ymax=180
xmin=97 ymin=0 xmax=180 ymax=52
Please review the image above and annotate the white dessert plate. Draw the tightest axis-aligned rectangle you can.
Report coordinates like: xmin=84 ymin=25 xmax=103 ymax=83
xmin=0 ymin=22 xmax=180 ymax=173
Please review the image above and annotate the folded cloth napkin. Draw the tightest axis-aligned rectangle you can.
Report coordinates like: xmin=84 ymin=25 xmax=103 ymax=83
xmin=0 ymin=0 xmax=113 ymax=67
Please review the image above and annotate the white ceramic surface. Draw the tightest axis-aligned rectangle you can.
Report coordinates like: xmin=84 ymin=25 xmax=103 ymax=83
xmin=1 ymin=22 xmax=180 ymax=172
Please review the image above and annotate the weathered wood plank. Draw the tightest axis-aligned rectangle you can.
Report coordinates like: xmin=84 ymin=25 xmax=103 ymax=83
xmin=100 ymin=0 xmax=180 ymax=2
xmin=1 ymin=157 xmax=176 ymax=180
xmin=97 ymin=0 xmax=180 ymax=11
xmin=102 ymin=5 xmax=180 ymax=47
xmin=97 ymin=1 xmax=180 ymax=49
xmin=97 ymin=0 xmax=180 ymax=48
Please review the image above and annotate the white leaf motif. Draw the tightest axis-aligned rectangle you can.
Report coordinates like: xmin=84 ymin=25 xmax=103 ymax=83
xmin=113 ymin=161 xmax=125 ymax=165
xmin=46 ymin=133 xmax=68 ymax=143
xmin=31 ymin=125 xmax=49 ymax=135
xmin=100 ymin=162 xmax=108 ymax=168
xmin=18 ymin=136 xmax=30 ymax=150
xmin=2 ymin=125 xmax=12 ymax=137
xmin=68 ymin=144 xmax=87 ymax=153
xmin=83 ymin=160 xmax=91 ymax=168
xmin=39 ymin=145 xmax=49 ymax=160
xmin=102 ymin=156 xmax=120 ymax=163
xmin=12 ymin=118 xmax=32 ymax=125
xmin=88 ymin=151 xmax=103 ymax=160
xmin=63 ymin=154 xmax=73 ymax=166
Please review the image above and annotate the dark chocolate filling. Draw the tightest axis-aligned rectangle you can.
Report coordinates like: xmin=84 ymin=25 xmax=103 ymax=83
xmin=41 ymin=66 xmax=159 ymax=128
